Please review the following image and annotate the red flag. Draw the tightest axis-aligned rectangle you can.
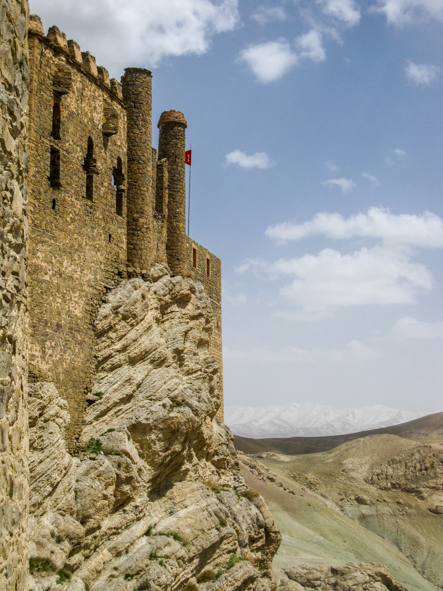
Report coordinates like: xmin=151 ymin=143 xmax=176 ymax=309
xmin=185 ymin=150 xmax=192 ymax=166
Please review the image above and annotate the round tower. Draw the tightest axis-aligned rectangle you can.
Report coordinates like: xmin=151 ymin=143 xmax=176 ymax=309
xmin=122 ymin=68 xmax=154 ymax=271
xmin=158 ymin=110 xmax=187 ymax=277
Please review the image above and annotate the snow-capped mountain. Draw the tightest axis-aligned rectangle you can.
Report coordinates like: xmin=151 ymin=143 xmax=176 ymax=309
xmin=225 ymin=403 xmax=427 ymax=438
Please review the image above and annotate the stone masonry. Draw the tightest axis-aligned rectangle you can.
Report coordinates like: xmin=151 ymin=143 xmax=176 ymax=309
xmin=0 ymin=6 xmax=224 ymax=580
xmin=0 ymin=0 xmax=30 ymax=587
xmin=158 ymin=110 xmax=188 ymax=277
xmin=24 ymin=16 xmax=224 ymax=447
xmin=186 ymin=238 xmax=223 ymax=419
xmin=27 ymin=16 xmax=128 ymax=447
xmin=121 ymin=68 xmax=154 ymax=272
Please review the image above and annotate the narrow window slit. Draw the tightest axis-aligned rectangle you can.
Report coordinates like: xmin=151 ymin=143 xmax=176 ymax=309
xmin=206 ymin=257 xmax=211 ymax=277
xmin=51 ymin=198 xmax=56 ymax=210
xmin=49 ymin=147 xmax=61 ymax=188
xmin=83 ymin=137 xmax=96 ymax=202
xmin=51 ymin=94 xmax=61 ymax=139
xmin=113 ymin=157 xmax=125 ymax=216
xmin=192 ymin=247 xmax=197 ymax=268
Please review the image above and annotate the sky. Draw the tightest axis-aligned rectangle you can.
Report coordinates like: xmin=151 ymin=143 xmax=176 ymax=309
xmin=30 ymin=0 xmax=443 ymax=414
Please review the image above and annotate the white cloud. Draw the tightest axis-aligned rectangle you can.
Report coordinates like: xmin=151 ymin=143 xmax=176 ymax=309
xmin=271 ymin=246 xmax=431 ymax=310
xmin=251 ymin=6 xmax=287 ymax=25
xmin=238 ymin=28 xmax=327 ymax=83
xmin=223 ymin=285 xmax=247 ymax=306
xmin=265 ymin=207 xmax=443 ymax=248
xmin=295 ymin=29 xmax=327 ymax=63
xmin=238 ymin=40 xmax=298 ymax=83
xmin=225 ymin=150 xmax=275 ymax=169
xmin=362 ymin=172 xmax=381 ymax=187
xmin=405 ymin=61 xmax=441 ymax=85
xmin=376 ymin=0 xmax=443 ymax=25
xmin=30 ymin=0 xmax=239 ymax=73
xmin=326 ymin=161 xmax=340 ymax=171
xmin=394 ymin=317 xmax=443 ymax=339
xmin=385 ymin=148 xmax=408 ymax=166
xmin=320 ymin=0 xmax=361 ymax=26
xmin=323 ymin=177 xmax=356 ymax=193
xmin=224 ymin=339 xmax=379 ymax=364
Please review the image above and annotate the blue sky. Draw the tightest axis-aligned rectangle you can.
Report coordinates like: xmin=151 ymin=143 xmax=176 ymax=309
xmin=31 ymin=0 xmax=443 ymax=414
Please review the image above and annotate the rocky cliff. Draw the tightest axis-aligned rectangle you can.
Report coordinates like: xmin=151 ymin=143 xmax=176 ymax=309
xmin=0 ymin=0 xmax=29 ymax=588
xmin=27 ymin=266 xmax=280 ymax=591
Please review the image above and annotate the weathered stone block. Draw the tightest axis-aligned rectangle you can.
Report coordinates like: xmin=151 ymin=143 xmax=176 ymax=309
xmin=29 ymin=14 xmax=43 ymax=35
xmin=47 ymin=25 xmax=68 ymax=50
xmin=67 ymin=39 xmax=82 ymax=63
xmin=81 ymin=51 xmax=97 ymax=77
xmin=110 ymin=78 xmax=122 ymax=99
xmin=97 ymin=65 xmax=110 ymax=87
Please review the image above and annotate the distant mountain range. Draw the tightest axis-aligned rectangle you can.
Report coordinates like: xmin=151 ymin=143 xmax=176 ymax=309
xmin=225 ymin=403 xmax=427 ymax=438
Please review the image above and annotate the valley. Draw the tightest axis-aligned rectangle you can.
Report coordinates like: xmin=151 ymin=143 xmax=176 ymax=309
xmin=236 ymin=413 xmax=443 ymax=590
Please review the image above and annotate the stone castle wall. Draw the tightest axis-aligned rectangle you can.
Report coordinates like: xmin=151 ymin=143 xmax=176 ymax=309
xmin=0 ymin=0 xmax=30 ymax=587
xmin=186 ymin=238 xmax=223 ymax=419
xmin=10 ymin=13 xmax=224 ymax=452
xmin=27 ymin=17 xmax=128 ymax=447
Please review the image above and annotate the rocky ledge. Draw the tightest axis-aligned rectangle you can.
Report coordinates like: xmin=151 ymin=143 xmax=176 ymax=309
xmin=28 ymin=266 xmax=280 ymax=591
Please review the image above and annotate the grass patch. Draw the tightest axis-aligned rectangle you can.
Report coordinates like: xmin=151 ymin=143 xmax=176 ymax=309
xmin=29 ymin=557 xmax=56 ymax=572
xmin=124 ymin=571 xmax=141 ymax=581
xmin=56 ymin=569 xmax=72 ymax=584
xmin=83 ymin=438 xmax=103 ymax=455
xmin=214 ymin=487 xmax=229 ymax=494
xmin=144 ymin=525 xmax=153 ymax=536
xmin=105 ymin=428 xmax=115 ymax=433
xmin=93 ymin=391 xmax=104 ymax=399
xmin=218 ymin=517 xmax=227 ymax=527
xmin=244 ymin=487 xmax=260 ymax=500
xmin=227 ymin=556 xmax=244 ymax=570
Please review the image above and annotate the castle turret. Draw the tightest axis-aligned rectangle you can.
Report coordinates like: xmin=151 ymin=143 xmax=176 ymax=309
xmin=158 ymin=110 xmax=187 ymax=276
xmin=122 ymin=68 xmax=154 ymax=271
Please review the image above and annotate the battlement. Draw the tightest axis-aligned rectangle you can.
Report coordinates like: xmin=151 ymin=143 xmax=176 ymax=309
xmin=28 ymin=15 xmax=123 ymax=102
xmin=25 ymin=15 xmax=223 ymax=447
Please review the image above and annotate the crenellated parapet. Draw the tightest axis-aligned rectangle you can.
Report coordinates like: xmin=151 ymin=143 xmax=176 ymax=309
xmin=28 ymin=15 xmax=123 ymax=104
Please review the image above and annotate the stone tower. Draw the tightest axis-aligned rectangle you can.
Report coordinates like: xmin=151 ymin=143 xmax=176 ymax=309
xmin=158 ymin=110 xmax=188 ymax=277
xmin=122 ymin=68 xmax=155 ymax=271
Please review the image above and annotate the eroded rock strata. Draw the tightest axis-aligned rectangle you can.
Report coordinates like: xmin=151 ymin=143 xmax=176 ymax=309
xmin=277 ymin=563 xmax=408 ymax=591
xmin=28 ymin=267 xmax=280 ymax=590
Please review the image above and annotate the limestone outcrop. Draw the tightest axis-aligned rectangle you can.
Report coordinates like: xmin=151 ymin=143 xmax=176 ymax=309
xmin=277 ymin=563 xmax=408 ymax=591
xmin=28 ymin=268 xmax=280 ymax=590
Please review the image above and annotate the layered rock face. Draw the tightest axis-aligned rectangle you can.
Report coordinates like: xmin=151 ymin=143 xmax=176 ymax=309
xmin=0 ymin=0 xmax=29 ymax=588
xmin=277 ymin=563 xmax=408 ymax=591
xmin=28 ymin=267 xmax=280 ymax=590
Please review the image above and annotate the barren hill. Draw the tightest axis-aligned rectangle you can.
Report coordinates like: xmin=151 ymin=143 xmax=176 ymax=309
xmin=234 ymin=411 xmax=443 ymax=455
xmin=238 ymin=425 xmax=443 ymax=590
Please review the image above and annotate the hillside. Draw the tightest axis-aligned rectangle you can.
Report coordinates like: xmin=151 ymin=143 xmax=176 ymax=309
xmin=238 ymin=427 xmax=443 ymax=590
xmin=234 ymin=411 xmax=443 ymax=455
xmin=240 ymin=435 xmax=443 ymax=591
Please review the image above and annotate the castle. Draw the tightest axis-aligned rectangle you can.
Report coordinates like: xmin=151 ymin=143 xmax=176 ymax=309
xmin=1 ymin=4 xmax=223 ymax=586
xmin=26 ymin=15 xmax=223 ymax=447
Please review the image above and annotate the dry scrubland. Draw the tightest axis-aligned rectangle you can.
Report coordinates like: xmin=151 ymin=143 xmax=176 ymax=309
xmin=237 ymin=415 xmax=443 ymax=591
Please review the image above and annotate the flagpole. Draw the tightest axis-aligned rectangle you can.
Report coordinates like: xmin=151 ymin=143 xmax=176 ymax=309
xmin=187 ymin=144 xmax=192 ymax=236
